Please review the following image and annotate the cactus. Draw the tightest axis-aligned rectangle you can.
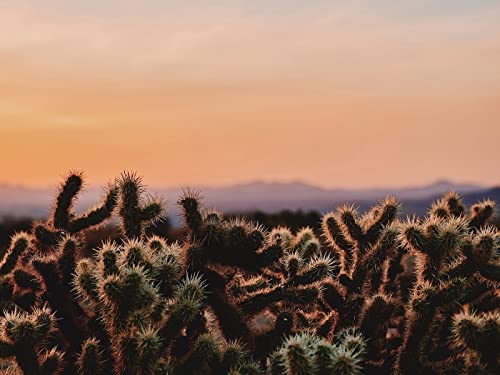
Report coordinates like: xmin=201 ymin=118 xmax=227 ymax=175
xmin=269 ymin=331 xmax=366 ymax=375
xmin=452 ymin=309 xmax=499 ymax=372
xmin=0 ymin=173 xmax=498 ymax=374
xmin=0 ymin=306 xmax=62 ymax=374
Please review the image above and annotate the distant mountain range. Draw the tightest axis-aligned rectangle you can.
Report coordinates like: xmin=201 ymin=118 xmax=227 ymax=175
xmin=0 ymin=181 xmax=498 ymax=226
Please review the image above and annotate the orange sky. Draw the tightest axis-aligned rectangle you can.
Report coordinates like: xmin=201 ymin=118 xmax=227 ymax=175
xmin=1 ymin=1 xmax=499 ymax=188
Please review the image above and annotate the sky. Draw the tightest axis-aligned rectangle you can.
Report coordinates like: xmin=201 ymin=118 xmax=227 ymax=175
xmin=1 ymin=1 xmax=499 ymax=188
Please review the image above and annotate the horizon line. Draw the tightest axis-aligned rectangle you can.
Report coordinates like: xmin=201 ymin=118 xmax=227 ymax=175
xmin=0 ymin=177 xmax=495 ymax=192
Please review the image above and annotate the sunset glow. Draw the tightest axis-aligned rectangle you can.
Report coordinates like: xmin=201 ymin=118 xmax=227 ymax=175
xmin=1 ymin=1 xmax=499 ymax=188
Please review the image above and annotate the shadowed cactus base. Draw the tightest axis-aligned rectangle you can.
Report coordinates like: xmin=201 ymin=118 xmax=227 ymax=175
xmin=0 ymin=172 xmax=498 ymax=374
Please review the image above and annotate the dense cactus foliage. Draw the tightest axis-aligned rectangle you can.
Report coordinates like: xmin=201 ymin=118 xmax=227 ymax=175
xmin=0 ymin=173 xmax=498 ymax=374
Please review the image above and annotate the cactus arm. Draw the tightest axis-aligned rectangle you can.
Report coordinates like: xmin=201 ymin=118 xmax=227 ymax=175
xmin=68 ymin=185 xmax=118 ymax=233
xmin=53 ymin=173 xmax=83 ymax=230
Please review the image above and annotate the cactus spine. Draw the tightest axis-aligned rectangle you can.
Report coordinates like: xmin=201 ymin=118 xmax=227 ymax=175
xmin=0 ymin=176 xmax=497 ymax=375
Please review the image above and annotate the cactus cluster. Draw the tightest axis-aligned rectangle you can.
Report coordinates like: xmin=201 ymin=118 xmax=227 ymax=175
xmin=0 ymin=174 xmax=498 ymax=374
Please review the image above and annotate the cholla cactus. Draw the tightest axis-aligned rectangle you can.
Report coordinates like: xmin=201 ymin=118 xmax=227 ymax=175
xmin=430 ymin=191 xmax=496 ymax=229
xmin=452 ymin=309 xmax=499 ymax=372
xmin=394 ymin=193 xmax=499 ymax=374
xmin=34 ymin=172 xmax=118 ymax=249
xmin=0 ymin=232 xmax=32 ymax=276
xmin=0 ymin=174 xmax=498 ymax=375
xmin=237 ymin=252 xmax=336 ymax=315
xmin=322 ymin=198 xmax=399 ymax=277
xmin=178 ymin=194 xmax=287 ymax=344
xmin=0 ymin=306 xmax=63 ymax=374
xmin=116 ymin=172 xmax=164 ymax=239
xmin=269 ymin=331 xmax=366 ymax=375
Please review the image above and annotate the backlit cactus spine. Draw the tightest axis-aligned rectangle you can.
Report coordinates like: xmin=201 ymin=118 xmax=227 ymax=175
xmin=452 ymin=309 xmax=499 ymax=372
xmin=0 ymin=173 xmax=498 ymax=375
xmin=269 ymin=330 xmax=366 ymax=375
xmin=395 ymin=193 xmax=499 ymax=373
xmin=0 ymin=306 xmax=63 ymax=374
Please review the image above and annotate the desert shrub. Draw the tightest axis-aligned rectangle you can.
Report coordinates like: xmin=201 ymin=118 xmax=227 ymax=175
xmin=0 ymin=174 xmax=498 ymax=374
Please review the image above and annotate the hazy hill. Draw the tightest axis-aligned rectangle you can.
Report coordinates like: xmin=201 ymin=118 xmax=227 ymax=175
xmin=0 ymin=180 xmax=498 ymax=227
